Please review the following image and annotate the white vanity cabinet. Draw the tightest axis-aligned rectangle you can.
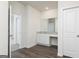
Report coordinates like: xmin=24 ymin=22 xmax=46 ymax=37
xmin=37 ymin=33 xmax=50 ymax=46
xmin=37 ymin=32 xmax=58 ymax=46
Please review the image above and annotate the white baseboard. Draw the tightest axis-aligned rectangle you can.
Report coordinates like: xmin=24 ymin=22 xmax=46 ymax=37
xmin=0 ymin=49 xmax=8 ymax=55
xmin=26 ymin=43 xmax=37 ymax=48
xmin=37 ymin=43 xmax=50 ymax=46
xmin=57 ymin=52 xmax=63 ymax=57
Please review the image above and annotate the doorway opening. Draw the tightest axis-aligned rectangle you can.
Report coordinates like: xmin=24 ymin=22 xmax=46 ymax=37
xmin=9 ymin=1 xmax=58 ymax=58
xmin=10 ymin=5 xmax=22 ymax=52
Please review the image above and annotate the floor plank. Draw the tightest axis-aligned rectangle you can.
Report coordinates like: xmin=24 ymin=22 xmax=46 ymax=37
xmin=0 ymin=55 xmax=8 ymax=58
xmin=11 ymin=45 xmax=62 ymax=58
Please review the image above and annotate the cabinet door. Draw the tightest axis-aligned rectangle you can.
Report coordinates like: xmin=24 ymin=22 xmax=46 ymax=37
xmin=37 ymin=33 xmax=50 ymax=46
xmin=63 ymin=8 xmax=76 ymax=57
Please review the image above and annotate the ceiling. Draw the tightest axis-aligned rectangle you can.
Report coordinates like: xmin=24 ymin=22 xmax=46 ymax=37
xmin=20 ymin=1 xmax=58 ymax=11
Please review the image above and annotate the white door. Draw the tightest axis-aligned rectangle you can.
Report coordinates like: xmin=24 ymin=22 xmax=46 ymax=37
xmin=10 ymin=14 xmax=22 ymax=51
xmin=63 ymin=8 xmax=79 ymax=57
xmin=74 ymin=8 xmax=79 ymax=57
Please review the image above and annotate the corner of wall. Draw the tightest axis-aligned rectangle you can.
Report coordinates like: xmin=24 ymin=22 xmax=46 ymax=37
xmin=26 ymin=43 xmax=37 ymax=48
xmin=58 ymin=1 xmax=63 ymax=57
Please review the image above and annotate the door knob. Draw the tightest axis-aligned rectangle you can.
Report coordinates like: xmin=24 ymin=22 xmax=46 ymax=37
xmin=77 ymin=35 xmax=79 ymax=37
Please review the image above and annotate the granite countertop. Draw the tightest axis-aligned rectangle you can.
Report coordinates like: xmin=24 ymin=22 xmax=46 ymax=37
xmin=37 ymin=32 xmax=58 ymax=35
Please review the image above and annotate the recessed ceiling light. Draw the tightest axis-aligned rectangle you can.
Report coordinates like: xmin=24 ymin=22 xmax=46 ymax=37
xmin=45 ymin=7 xmax=48 ymax=10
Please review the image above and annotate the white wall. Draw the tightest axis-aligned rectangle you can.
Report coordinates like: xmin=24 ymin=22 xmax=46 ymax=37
xmin=0 ymin=1 xmax=8 ymax=55
xmin=40 ymin=9 xmax=58 ymax=33
xmin=58 ymin=2 xmax=63 ymax=56
xmin=41 ymin=9 xmax=58 ymax=19
xmin=10 ymin=2 xmax=58 ymax=48
xmin=24 ymin=5 xmax=41 ymax=48
xmin=59 ymin=1 xmax=79 ymax=9
xmin=40 ymin=9 xmax=58 ymax=45
xmin=10 ymin=2 xmax=41 ymax=48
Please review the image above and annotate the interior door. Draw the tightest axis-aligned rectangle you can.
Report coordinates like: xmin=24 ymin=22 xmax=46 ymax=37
xmin=74 ymin=8 xmax=79 ymax=57
xmin=10 ymin=15 xmax=18 ymax=45
xmin=63 ymin=8 xmax=76 ymax=57
xmin=10 ymin=14 xmax=22 ymax=51
xmin=10 ymin=8 xmax=14 ymax=45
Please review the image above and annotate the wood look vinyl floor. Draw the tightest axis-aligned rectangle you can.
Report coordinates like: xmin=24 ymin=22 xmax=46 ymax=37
xmin=11 ymin=45 xmax=62 ymax=58
xmin=0 ymin=55 xmax=8 ymax=58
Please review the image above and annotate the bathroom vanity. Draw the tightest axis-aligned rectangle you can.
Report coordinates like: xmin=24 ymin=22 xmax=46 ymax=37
xmin=37 ymin=32 xmax=58 ymax=46
xmin=37 ymin=17 xmax=58 ymax=46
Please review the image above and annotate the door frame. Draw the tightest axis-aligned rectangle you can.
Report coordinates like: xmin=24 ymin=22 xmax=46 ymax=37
xmin=8 ymin=2 xmax=10 ymax=58
xmin=8 ymin=2 xmax=12 ymax=58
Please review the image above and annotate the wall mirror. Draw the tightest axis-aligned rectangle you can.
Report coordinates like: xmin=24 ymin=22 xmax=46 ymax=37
xmin=48 ymin=18 xmax=55 ymax=33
